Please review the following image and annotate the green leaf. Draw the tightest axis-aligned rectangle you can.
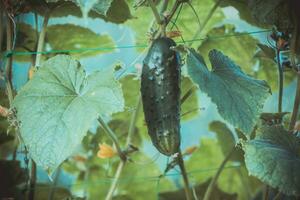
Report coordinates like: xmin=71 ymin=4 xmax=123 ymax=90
xmin=209 ymin=121 xmax=244 ymax=162
xmin=243 ymin=124 xmax=300 ymax=196
xmin=187 ymin=49 xmax=271 ymax=135
xmin=197 ymin=25 xmax=295 ymax=91
xmin=47 ymin=24 xmax=115 ymax=58
xmin=13 ymin=55 xmax=124 ymax=172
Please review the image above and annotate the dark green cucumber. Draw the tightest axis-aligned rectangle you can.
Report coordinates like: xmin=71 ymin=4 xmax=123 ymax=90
xmin=141 ymin=37 xmax=181 ymax=156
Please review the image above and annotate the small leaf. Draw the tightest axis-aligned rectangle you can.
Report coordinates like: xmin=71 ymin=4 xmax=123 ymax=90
xmin=13 ymin=55 xmax=124 ymax=172
xmin=243 ymin=124 xmax=300 ymax=196
xmin=97 ymin=143 xmax=116 ymax=159
xmin=187 ymin=49 xmax=271 ymax=135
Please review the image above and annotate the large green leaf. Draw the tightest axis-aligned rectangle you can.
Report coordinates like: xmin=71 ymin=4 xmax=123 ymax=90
xmin=187 ymin=49 xmax=271 ymax=135
xmin=47 ymin=24 xmax=115 ymax=58
xmin=243 ymin=124 xmax=300 ymax=196
xmin=13 ymin=55 xmax=124 ymax=172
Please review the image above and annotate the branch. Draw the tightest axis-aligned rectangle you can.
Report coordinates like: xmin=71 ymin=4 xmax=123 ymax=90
xmin=35 ymin=11 xmax=50 ymax=68
xmin=189 ymin=0 xmax=222 ymax=46
xmin=97 ymin=116 xmax=126 ymax=161
xmin=148 ymin=0 xmax=162 ymax=24
xmin=28 ymin=160 xmax=36 ymax=200
xmin=177 ymin=151 xmax=193 ymax=200
xmin=203 ymin=147 xmax=235 ymax=200
xmin=160 ymin=0 xmax=169 ymax=15
xmin=289 ymin=72 xmax=300 ymax=130
xmin=289 ymin=22 xmax=300 ymax=131
xmin=165 ymin=0 xmax=182 ymax=26
xmin=276 ymin=48 xmax=283 ymax=113
xmin=104 ymin=96 xmax=142 ymax=200
xmin=0 ymin=8 xmax=3 ymax=55
xmin=5 ymin=13 xmax=14 ymax=107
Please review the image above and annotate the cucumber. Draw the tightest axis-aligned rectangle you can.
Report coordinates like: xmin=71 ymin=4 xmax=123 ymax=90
xmin=141 ymin=37 xmax=181 ymax=156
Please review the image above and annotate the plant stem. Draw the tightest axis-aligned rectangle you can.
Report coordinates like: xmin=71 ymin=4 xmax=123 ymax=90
xmin=189 ymin=0 xmax=222 ymax=46
xmin=126 ymin=96 xmax=142 ymax=146
xmin=263 ymin=185 xmax=269 ymax=200
xmin=165 ymin=0 xmax=182 ymax=26
xmin=48 ymin=167 xmax=61 ymax=200
xmin=276 ymin=49 xmax=283 ymax=113
xmin=28 ymin=160 xmax=36 ymax=200
xmin=148 ymin=0 xmax=162 ymax=24
xmin=105 ymin=161 xmax=125 ymax=200
xmin=289 ymin=72 xmax=300 ymax=130
xmin=35 ymin=11 xmax=50 ymax=68
xmin=181 ymin=85 xmax=197 ymax=105
xmin=104 ymin=96 xmax=142 ymax=200
xmin=272 ymin=191 xmax=281 ymax=200
xmin=97 ymin=116 xmax=126 ymax=161
xmin=177 ymin=151 xmax=193 ymax=200
xmin=289 ymin=23 xmax=300 ymax=131
xmin=160 ymin=0 xmax=169 ymax=15
xmin=0 ymin=8 xmax=3 ymax=56
xmin=5 ymin=13 xmax=14 ymax=106
xmin=203 ymin=147 xmax=235 ymax=200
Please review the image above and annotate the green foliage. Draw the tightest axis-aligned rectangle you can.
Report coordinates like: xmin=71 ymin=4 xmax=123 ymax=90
xmin=174 ymin=0 xmax=224 ymax=42
xmin=209 ymin=121 xmax=244 ymax=162
xmin=187 ymin=48 xmax=271 ymax=135
xmin=159 ymin=178 xmax=237 ymax=200
xmin=243 ymin=124 xmax=300 ymax=196
xmin=186 ymin=138 xmax=261 ymax=199
xmin=47 ymin=24 xmax=115 ymax=58
xmin=13 ymin=55 xmax=124 ymax=172
xmin=197 ymin=25 xmax=258 ymax=75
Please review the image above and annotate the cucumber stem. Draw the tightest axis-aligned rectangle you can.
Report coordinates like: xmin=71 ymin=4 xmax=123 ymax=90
xmin=148 ymin=0 xmax=162 ymax=24
xmin=104 ymin=96 xmax=142 ymax=200
xmin=35 ymin=11 xmax=50 ymax=68
xmin=97 ymin=116 xmax=127 ymax=161
xmin=177 ymin=151 xmax=193 ymax=200
xmin=203 ymin=147 xmax=235 ymax=200
xmin=276 ymin=48 xmax=283 ymax=113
